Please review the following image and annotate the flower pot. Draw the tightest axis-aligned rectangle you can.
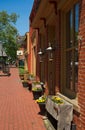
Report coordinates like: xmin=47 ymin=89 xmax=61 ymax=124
xmin=28 ymin=83 xmax=32 ymax=91
xmin=38 ymin=102 xmax=46 ymax=115
xmin=19 ymin=75 xmax=24 ymax=80
xmin=22 ymin=82 xmax=29 ymax=87
xmin=32 ymin=91 xmax=42 ymax=100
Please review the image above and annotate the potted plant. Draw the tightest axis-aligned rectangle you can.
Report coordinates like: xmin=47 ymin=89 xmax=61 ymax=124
xmin=24 ymin=70 xmax=29 ymax=80
xmin=32 ymin=83 xmax=43 ymax=99
xmin=18 ymin=66 xmax=25 ymax=80
xmin=27 ymin=74 xmax=35 ymax=91
xmin=22 ymin=80 xmax=29 ymax=87
xmin=28 ymin=73 xmax=35 ymax=81
xmin=36 ymin=95 xmax=47 ymax=115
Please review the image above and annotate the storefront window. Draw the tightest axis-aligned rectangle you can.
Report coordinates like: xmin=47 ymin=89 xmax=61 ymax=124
xmin=61 ymin=2 xmax=79 ymax=98
xmin=66 ymin=3 xmax=79 ymax=95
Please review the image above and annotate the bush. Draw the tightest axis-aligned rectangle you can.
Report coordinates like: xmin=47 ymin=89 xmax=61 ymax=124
xmin=19 ymin=65 xmax=24 ymax=69
xmin=19 ymin=66 xmax=25 ymax=75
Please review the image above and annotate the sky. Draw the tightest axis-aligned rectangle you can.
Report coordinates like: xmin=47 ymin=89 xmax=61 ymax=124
xmin=0 ymin=0 xmax=34 ymax=36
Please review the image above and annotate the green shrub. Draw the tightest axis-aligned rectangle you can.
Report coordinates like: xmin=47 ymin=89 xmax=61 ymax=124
xmin=19 ymin=65 xmax=24 ymax=69
xmin=19 ymin=67 xmax=25 ymax=75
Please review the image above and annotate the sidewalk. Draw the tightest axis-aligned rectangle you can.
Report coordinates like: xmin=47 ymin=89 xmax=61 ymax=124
xmin=0 ymin=68 xmax=47 ymax=130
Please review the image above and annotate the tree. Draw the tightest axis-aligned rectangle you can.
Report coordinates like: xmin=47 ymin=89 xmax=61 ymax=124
xmin=0 ymin=11 xmax=19 ymax=62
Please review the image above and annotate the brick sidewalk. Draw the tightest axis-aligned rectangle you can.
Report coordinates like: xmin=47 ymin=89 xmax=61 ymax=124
xmin=0 ymin=68 xmax=47 ymax=130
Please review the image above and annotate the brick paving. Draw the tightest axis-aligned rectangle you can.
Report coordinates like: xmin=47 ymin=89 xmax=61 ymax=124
xmin=0 ymin=68 xmax=47 ymax=130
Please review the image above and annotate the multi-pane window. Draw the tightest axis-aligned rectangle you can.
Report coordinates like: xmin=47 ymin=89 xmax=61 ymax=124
xmin=65 ymin=3 xmax=79 ymax=98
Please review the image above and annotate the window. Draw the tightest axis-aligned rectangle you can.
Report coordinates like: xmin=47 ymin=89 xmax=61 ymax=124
xmin=62 ymin=3 xmax=79 ymax=99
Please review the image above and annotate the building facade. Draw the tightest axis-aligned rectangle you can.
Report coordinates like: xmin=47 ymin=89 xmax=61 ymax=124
xmin=29 ymin=0 xmax=85 ymax=130
xmin=16 ymin=35 xmax=26 ymax=67
xmin=29 ymin=27 xmax=38 ymax=77
xmin=24 ymin=32 xmax=29 ymax=72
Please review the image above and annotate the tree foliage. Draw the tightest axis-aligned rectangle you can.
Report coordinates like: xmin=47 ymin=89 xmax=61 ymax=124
xmin=0 ymin=11 xmax=19 ymax=61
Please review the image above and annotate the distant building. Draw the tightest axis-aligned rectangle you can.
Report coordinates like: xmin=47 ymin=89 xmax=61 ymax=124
xmin=16 ymin=35 xmax=26 ymax=66
xmin=28 ymin=27 xmax=38 ymax=78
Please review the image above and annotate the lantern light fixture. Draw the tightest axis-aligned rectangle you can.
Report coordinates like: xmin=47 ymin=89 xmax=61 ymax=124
xmin=38 ymin=48 xmax=43 ymax=55
xmin=46 ymin=42 xmax=53 ymax=51
xmin=46 ymin=42 xmax=57 ymax=61
xmin=38 ymin=48 xmax=44 ymax=62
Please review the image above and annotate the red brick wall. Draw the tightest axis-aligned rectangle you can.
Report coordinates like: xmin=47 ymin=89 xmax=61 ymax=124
xmin=78 ymin=0 xmax=85 ymax=130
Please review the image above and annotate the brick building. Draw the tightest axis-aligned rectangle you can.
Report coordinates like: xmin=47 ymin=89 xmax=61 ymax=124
xmin=29 ymin=0 xmax=85 ymax=130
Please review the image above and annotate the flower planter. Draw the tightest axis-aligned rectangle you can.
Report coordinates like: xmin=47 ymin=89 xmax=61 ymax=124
xmin=28 ymin=74 xmax=35 ymax=81
xmin=32 ymin=90 xmax=42 ymax=100
xmin=28 ymin=81 xmax=32 ymax=91
xmin=36 ymin=95 xmax=47 ymax=115
xmin=19 ymin=75 xmax=24 ymax=80
xmin=22 ymin=81 xmax=29 ymax=87
xmin=38 ymin=102 xmax=46 ymax=115
xmin=32 ymin=82 xmax=43 ymax=99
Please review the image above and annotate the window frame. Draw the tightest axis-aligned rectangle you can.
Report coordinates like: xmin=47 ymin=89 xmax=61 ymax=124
xmin=61 ymin=1 xmax=79 ymax=99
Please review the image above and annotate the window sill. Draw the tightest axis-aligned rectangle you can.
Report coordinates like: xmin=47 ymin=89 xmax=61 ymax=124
xmin=57 ymin=92 xmax=80 ymax=113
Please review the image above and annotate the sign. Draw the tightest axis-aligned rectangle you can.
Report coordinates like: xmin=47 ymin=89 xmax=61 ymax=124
xmin=17 ymin=50 xmax=23 ymax=55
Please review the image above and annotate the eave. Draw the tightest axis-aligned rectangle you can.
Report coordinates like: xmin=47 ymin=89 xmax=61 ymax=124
xmin=29 ymin=0 xmax=58 ymax=29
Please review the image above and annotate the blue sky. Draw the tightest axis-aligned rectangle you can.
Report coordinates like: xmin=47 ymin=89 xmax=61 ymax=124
xmin=0 ymin=0 xmax=34 ymax=36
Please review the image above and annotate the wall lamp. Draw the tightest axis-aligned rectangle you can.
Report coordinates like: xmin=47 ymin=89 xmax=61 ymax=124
xmin=38 ymin=42 xmax=57 ymax=62
xmin=38 ymin=49 xmax=44 ymax=62
xmin=38 ymin=49 xmax=43 ymax=55
xmin=46 ymin=42 xmax=54 ymax=51
xmin=46 ymin=42 xmax=56 ymax=61
xmin=46 ymin=46 xmax=53 ymax=51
